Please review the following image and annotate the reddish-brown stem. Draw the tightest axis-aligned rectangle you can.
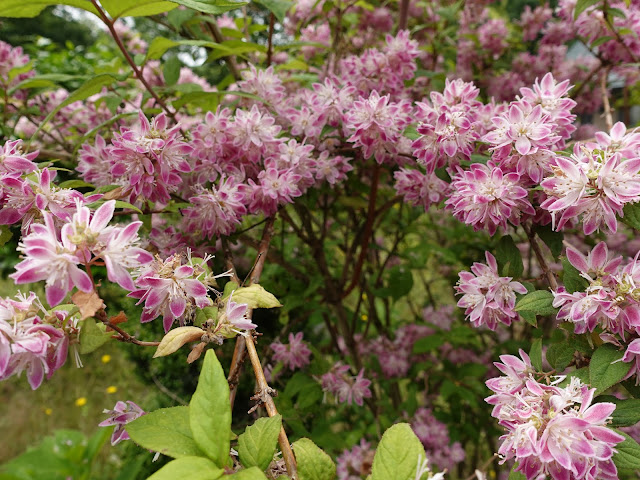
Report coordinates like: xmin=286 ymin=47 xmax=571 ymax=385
xmin=342 ymin=164 xmax=381 ymax=298
xmin=523 ymin=223 xmax=559 ymax=291
xmin=266 ymin=14 xmax=275 ymax=67
xmin=90 ymin=0 xmax=177 ymax=121
xmin=398 ymin=0 xmax=410 ymax=31
xmin=96 ymin=312 xmax=161 ymax=347
xmin=205 ymin=18 xmax=241 ymax=81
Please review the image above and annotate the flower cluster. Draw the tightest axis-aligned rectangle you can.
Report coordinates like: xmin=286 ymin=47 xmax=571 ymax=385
xmin=336 ymin=439 xmax=375 ymax=480
xmin=411 ymin=408 xmax=466 ymax=472
xmin=11 ymin=200 xmax=151 ymax=306
xmin=270 ymin=332 xmax=311 ymax=371
xmin=486 ymin=350 xmax=624 ymax=480
xmin=99 ymin=400 xmax=146 ymax=446
xmin=456 ymin=252 xmax=527 ymax=330
xmin=320 ymin=363 xmax=372 ymax=406
xmin=129 ymin=253 xmax=213 ymax=332
xmin=0 ymin=292 xmax=68 ymax=389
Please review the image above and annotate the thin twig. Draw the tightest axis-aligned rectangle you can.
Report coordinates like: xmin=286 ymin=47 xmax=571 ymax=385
xmin=266 ymin=14 xmax=275 ymax=67
xmin=523 ymin=223 xmax=559 ymax=291
xmin=151 ymin=373 xmax=188 ymax=405
xmin=398 ymin=0 xmax=410 ymax=31
xmin=90 ymin=0 xmax=177 ymax=121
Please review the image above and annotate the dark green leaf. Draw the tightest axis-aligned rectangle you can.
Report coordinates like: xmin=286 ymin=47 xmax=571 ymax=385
xmin=530 ymin=338 xmax=542 ymax=372
xmin=495 ymin=235 xmax=524 ymax=278
xmin=0 ymin=0 xmax=98 ymax=17
xmin=163 ymin=56 xmax=181 ymax=86
xmin=574 ymin=0 xmax=601 ymax=19
xmin=171 ymin=0 xmax=248 ymax=15
xmin=535 ymin=225 xmax=564 ymax=259
xmin=190 ymin=350 xmax=232 ymax=467
xmin=515 ymin=291 xmax=558 ymax=324
xmin=0 ymin=225 xmax=13 ymax=247
xmin=561 ymin=257 xmax=589 ymax=294
xmin=546 ymin=341 xmax=575 ymax=371
xmin=613 ymin=431 xmax=640 ymax=471
xmin=590 ymin=344 xmax=630 ymax=394
xmin=101 ymin=0 xmax=177 ymax=19
xmin=622 ymin=202 xmax=640 ymax=231
xmin=238 ymin=415 xmax=282 ymax=471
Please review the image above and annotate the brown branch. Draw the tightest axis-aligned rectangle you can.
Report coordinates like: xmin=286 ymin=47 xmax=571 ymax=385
xmin=151 ymin=373 xmax=188 ymax=405
xmin=342 ymin=164 xmax=381 ymax=298
xmin=266 ymin=14 xmax=275 ymax=67
xmin=249 ymin=216 xmax=276 ymax=285
xmin=398 ymin=0 xmax=410 ymax=31
xmin=206 ymin=17 xmax=241 ymax=81
xmin=523 ymin=223 xmax=559 ymax=291
xmin=600 ymin=67 xmax=613 ymax=132
xmin=90 ymin=0 xmax=177 ymax=122
xmin=245 ymin=333 xmax=298 ymax=479
xmin=104 ymin=321 xmax=160 ymax=346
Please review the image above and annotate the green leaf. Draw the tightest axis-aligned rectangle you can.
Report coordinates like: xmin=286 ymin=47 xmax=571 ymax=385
xmin=387 ymin=266 xmax=414 ymax=300
xmin=561 ymin=257 xmax=589 ymax=294
xmin=154 ymin=326 xmax=205 ymax=358
xmin=613 ymin=431 xmax=640 ymax=471
xmin=226 ymin=467 xmax=269 ymax=479
xmin=508 ymin=466 xmax=527 ymax=480
xmin=293 ymin=438 xmax=336 ymax=480
xmin=167 ymin=7 xmax=196 ymax=29
xmin=29 ymin=74 xmax=120 ymax=145
xmin=590 ymin=344 xmax=630 ymax=394
xmin=530 ymin=338 xmax=542 ymax=372
xmin=147 ymin=456 xmax=223 ymax=480
xmin=371 ymin=423 xmax=425 ymax=480
xmin=412 ymin=334 xmax=444 ymax=354
xmin=253 ymin=0 xmax=293 ymax=21
xmin=190 ymin=350 xmax=231 ymax=467
xmin=596 ymin=398 xmax=640 ymax=427
xmin=58 ymin=180 xmax=94 ymax=189
xmin=622 ymin=202 xmax=640 ymax=231
xmin=0 ymin=225 xmax=13 ymax=247
xmin=535 ymin=225 xmax=564 ymax=259
xmin=495 ymin=235 xmax=524 ymax=278
xmin=147 ymin=37 xmax=180 ymax=60
xmin=126 ymin=407 xmax=204 ymax=458
xmin=590 ymin=35 xmax=613 ymax=47
xmin=164 ymin=56 xmax=182 ymax=87
xmin=515 ymin=290 xmax=558 ymax=325
xmin=0 ymin=0 xmax=98 ymax=17
xmin=238 ymin=415 xmax=282 ymax=471
xmin=101 ymin=0 xmax=177 ymax=19
xmin=78 ymin=317 xmax=112 ymax=354
xmin=171 ymin=0 xmax=248 ymax=14
xmin=574 ymin=0 xmax=601 ymax=19
xmin=226 ymin=284 xmax=282 ymax=309
xmin=546 ymin=341 xmax=575 ymax=371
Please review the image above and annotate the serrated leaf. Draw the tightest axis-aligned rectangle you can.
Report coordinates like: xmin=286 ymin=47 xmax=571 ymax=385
xmin=594 ymin=398 xmax=640 ymax=427
xmin=154 ymin=327 xmax=204 ymax=358
xmin=535 ymin=225 xmax=564 ymax=259
xmin=496 ymin=235 xmax=524 ymax=278
xmin=574 ymin=0 xmax=601 ymax=19
xmin=561 ymin=257 xmax=589 ymax=294
xmin=226 ymin=284 xmax=282 ymax=309
xmin=622 ymin=202 xmax=640 ymax=231
xmin=147 ymin=456 xmax=223 ymax=480
xmin=0 ymin=0 xmax=98 ymax=17
xmin=293 ymin=438 xmax=336 ymax=480
xmin=126 ymin=407 xmax=204 ymax=458
xmin=101 ymin=0 xmax=177 ymax=19
xmin=371 ymin=424 xmax=425 ymax=480
xmin=515 ymin=290 xmax=558 ymax=319
xmin=613 ymin=431 xmax=640 ymax=471
xmin=546 ymin=341 xmax=575 ymax=371
xmin=78 ymin=317 xmax=112 ymax=354
xmin=0 ymin=225 xmax=13 ymax=247
xmin=530 ymin=338 xmax=542 ymax=372
xmin=253 ymin=0 xmax=292 ymax=21
xmin=190 ymin=350 xmax=231 ymax=467
xmin=172 ymin=0 xmax=248 ymax=14
xmin=238 ymin=415 xmax=282 ymax=471
xmin=590 ymin=344 xmax=630 ymax=394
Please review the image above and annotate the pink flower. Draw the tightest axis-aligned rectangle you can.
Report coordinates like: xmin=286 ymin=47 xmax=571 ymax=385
xmin=129 ymin=254 xmax=211 ymax=332
xmin=321 ymin=363 xmax=372 ymax=406
xmin=394 ymin=168 xmax=449 ymax=210
xmin=0 ymin=140 xmax=38 ymax=175
xmin=0 ymin=292 xmax=68 ymax=390
xmin=446 ymin=164 xmax=534 ymax=235
xmin=456 ymin=252 xmax=527 ymax=330
xmin=11 ymin=212 xmax=93 ymax=307
xmin=221 ymin=296 xmax=256 ymax=331
xmin=99 ymin=400 xmax=146 ymax=445
xmin=336 ymin=439 xmax=374 ymax=480
xmin=486 ymin=364 xmax=624 ymax=480
xmin=271 ymin=332 xmax=311 ymax=371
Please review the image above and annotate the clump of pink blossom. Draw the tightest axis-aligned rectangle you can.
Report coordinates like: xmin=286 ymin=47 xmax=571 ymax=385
xmin=270 ymin=332 xmax=311 ymax=371
xmin=321 ymin=363 xmax=372 ymax=406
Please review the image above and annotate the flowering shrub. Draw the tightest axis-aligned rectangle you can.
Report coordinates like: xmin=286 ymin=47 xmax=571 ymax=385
xmin=2 ymin=0 xmax=640 ymax=479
